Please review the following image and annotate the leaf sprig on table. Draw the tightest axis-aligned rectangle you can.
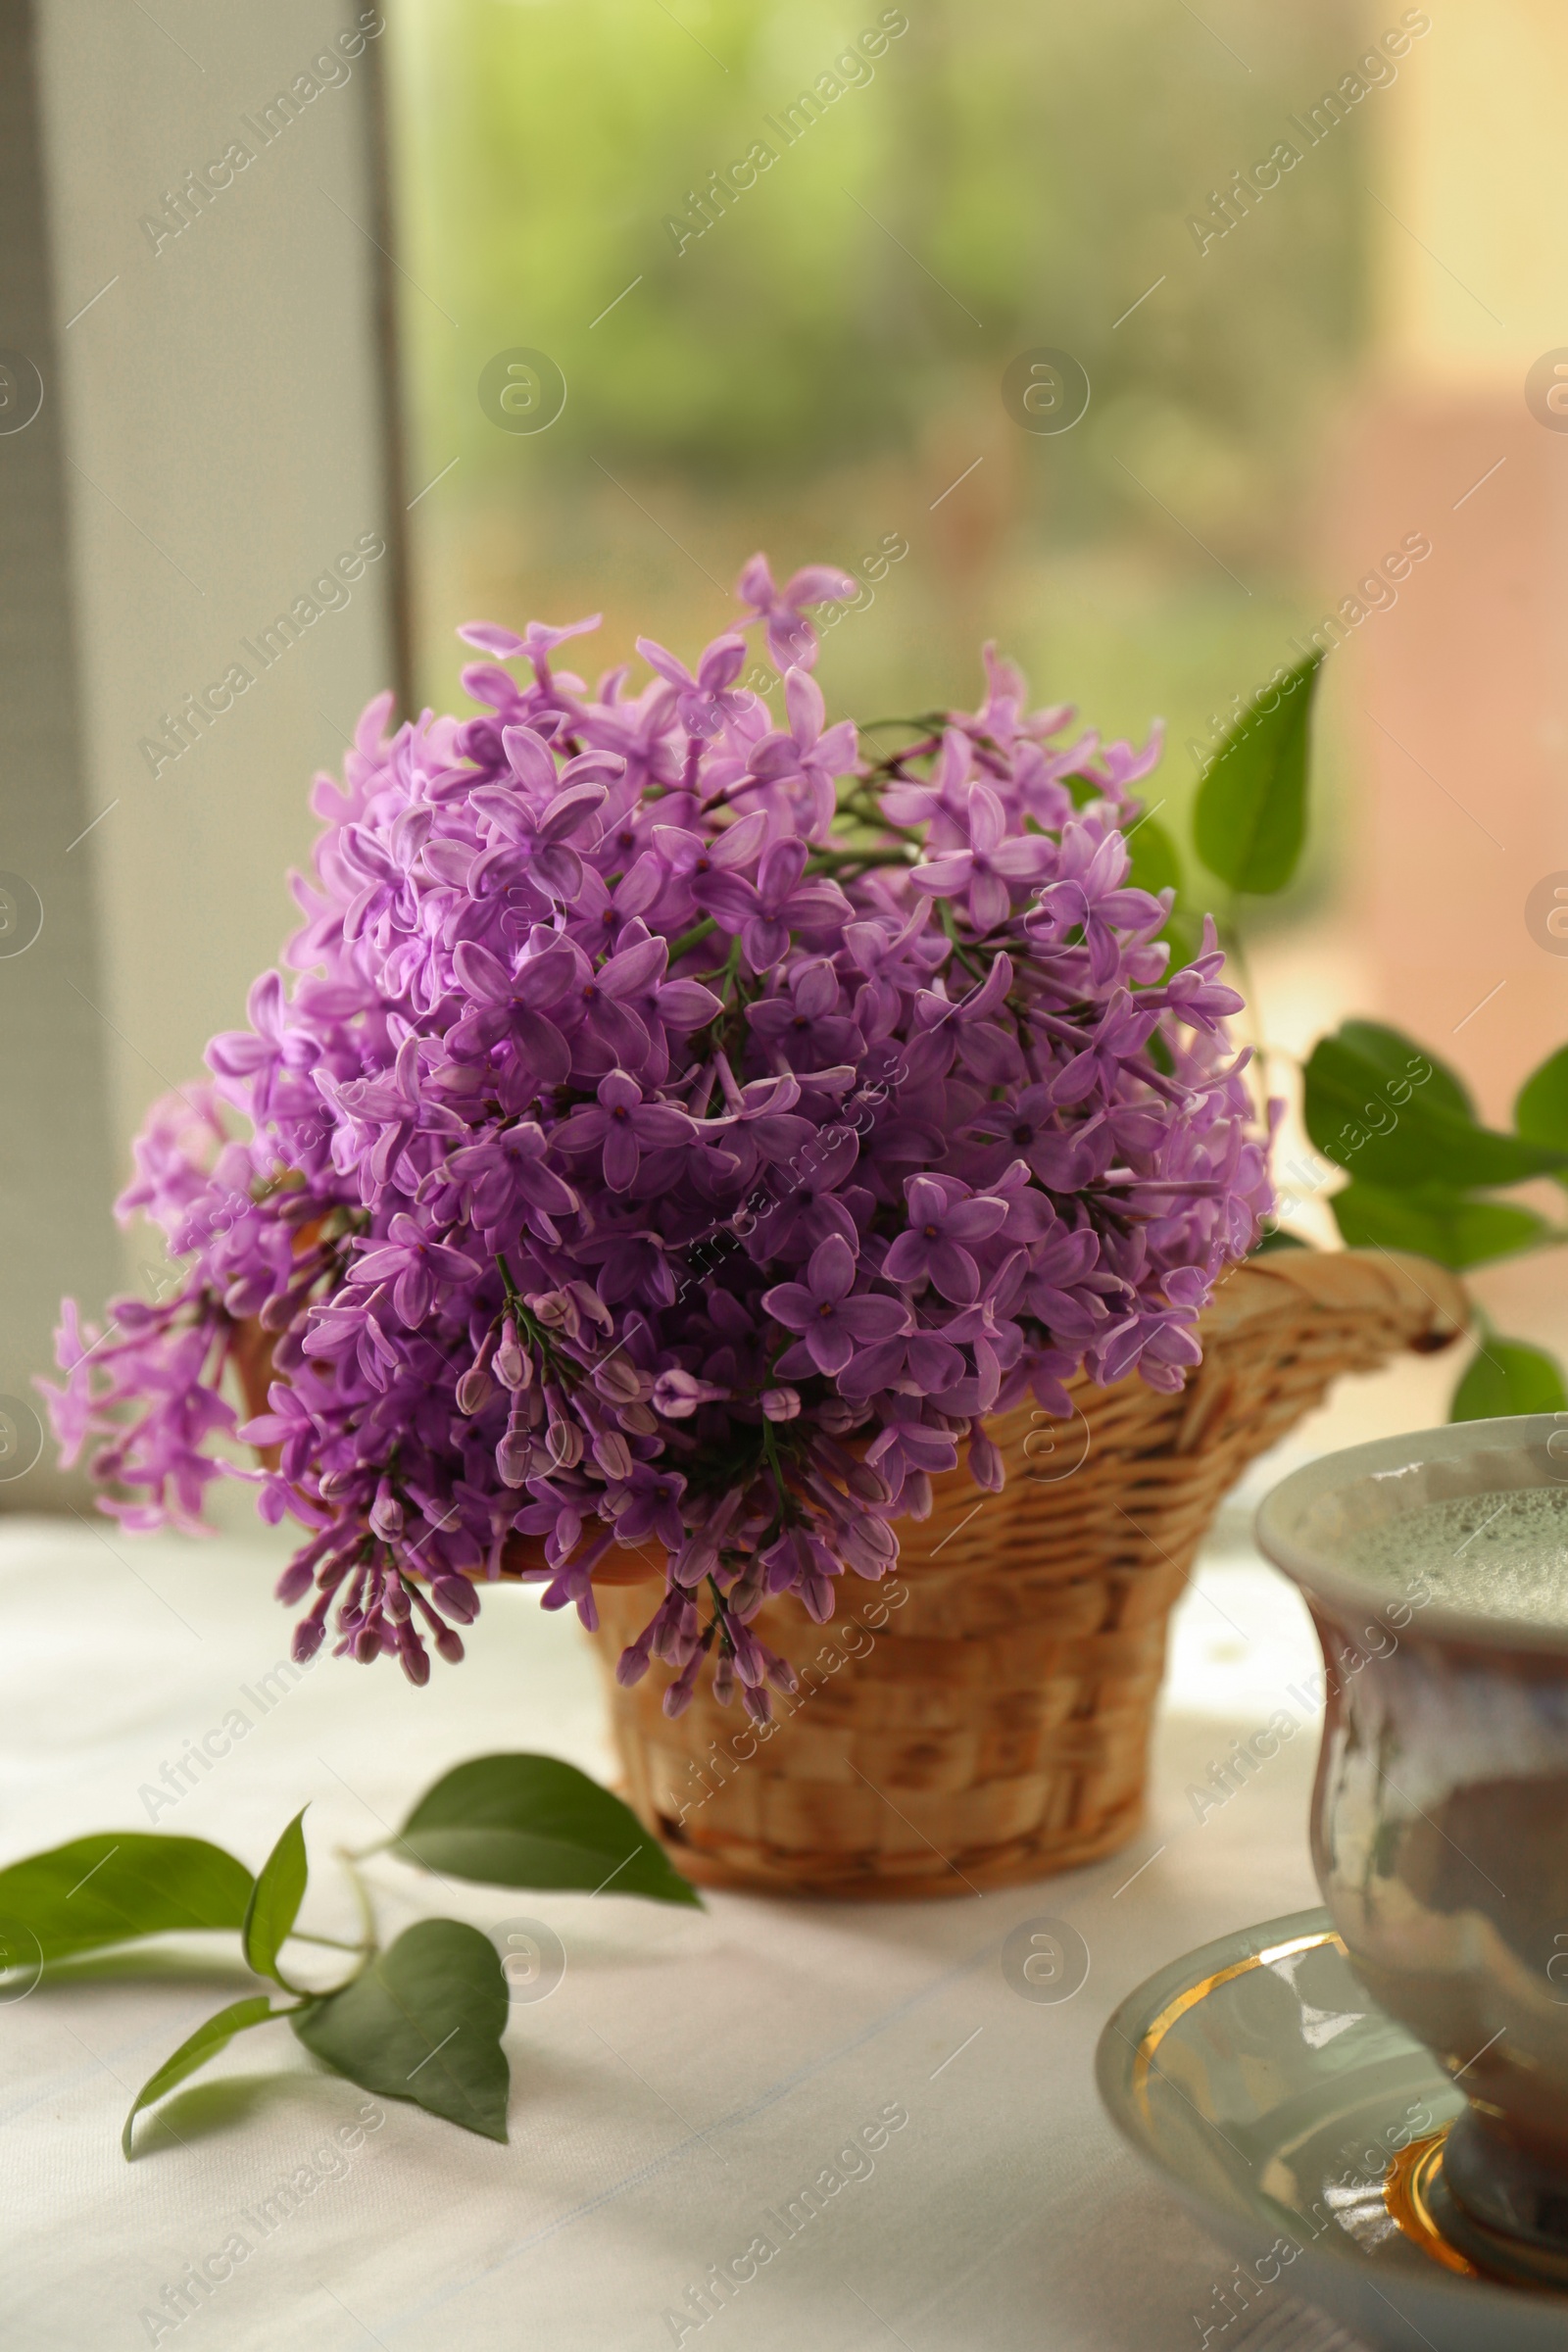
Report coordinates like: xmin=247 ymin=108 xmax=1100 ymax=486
xmin=0 ymin=1753 xmax=698 ymax=2157
xmin=1178 ymin=649 xmax=1568 ymax=1418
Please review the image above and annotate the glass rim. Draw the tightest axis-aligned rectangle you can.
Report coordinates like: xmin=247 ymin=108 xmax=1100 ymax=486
xmin=1253 ymin=1413 xmax=1568 ymax=1655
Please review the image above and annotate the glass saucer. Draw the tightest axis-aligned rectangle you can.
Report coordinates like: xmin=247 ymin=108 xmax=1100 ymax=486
xmin=1096 ymin=1906 xmax=1567 ymax=2350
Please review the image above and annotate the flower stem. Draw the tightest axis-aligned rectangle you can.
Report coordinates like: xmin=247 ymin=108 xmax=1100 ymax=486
xmin=668 ymin=916 xmax=718 ymax=963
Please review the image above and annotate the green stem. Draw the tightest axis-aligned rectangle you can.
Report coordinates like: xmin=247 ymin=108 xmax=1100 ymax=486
xmin=808 ymin=844 xmax=918 ymax=872
xmin=332 ymin=1849 xmax=381 ymax=1982
xmin=667 ymin=916 xmax=718 ymax=963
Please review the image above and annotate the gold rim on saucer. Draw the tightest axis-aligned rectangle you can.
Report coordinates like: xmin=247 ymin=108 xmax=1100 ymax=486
xmin=1098 ymin=1904 xmax=1568 ymax=2352
xmin=1383 ymin=2132 xmax=1480 ymax=2278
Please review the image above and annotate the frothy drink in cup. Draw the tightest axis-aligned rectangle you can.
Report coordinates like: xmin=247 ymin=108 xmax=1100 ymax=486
xmin=1257 ymin=1417 xmax=1568 ymax=2289
xmin=1343 ymin=1488 xmax=1568 ymax=1626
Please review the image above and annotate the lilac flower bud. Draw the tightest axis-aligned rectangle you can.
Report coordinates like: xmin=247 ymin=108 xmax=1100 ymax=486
xmin=224 ymin=1273 xmax=270 ymax=1320
xmin=760 ymin=1529 xmax=808 ymax=1593
xmin=275 ymin=1558 xmax=315 ymax=1605
xmin=615 ymin=1630 xmax=654 ymax=1687
xmin=398 ymin=1626 xmax=431 ymax=1686
xmin=741 ymin=1681 xmax=772 ymax=1725
xmin=434 ymin=1627 xmax=466 ymax=1665
xmin=258 ymin=1273 xmax=315 ymax=1333
xmin=662 ymin=1648 xmax=703 ymax=1718
xmin=592 ymin=1427 xmax=634 ymax=1481
xmin=494 ymin=1318 xmax=529 ymax=1392
xmin=652 ymin=1370 xmax=715 ymax=1420
xmin=593 ymin=1353 xmax=645 ymax=1404
xmin=617 ymin=1401 xmax=659 ymax=1436
xmin=968 ymin=1431 xmax=1004 ymax=1492
xmin=652 ymin=1595 xmax=699 ymax=1665
xmin=496 ymin=1432 xmax=535 ymax=1487
xmin=292 ymin=1617 xmax=326 ymax=1663
xmin=726 ymin=1561 xmax=766 ymax=1617
xmin=546 ymin=1413 xmax=583 ymax=1470
xmin=456 ymin=1364 xmax=495 ymax=1415
xmin=497 ymin=1387 xmax=539 ymax=1486
xmin=431 ymin=1574 xmax=479 ymax=1624
xmin=800 ymin=1572 xmax=834 ymax=1623
xmin=760 ymin=1386 xmax=801 ymax=1422
xmin=711 ymin=1650 xmax=735 ymax=1706
xmin=369 ymin=1480 xmax=404 ymax=1539
xmin=564 ymin=1280 xmax=613 ymax=1338
xmin=354 ymin=1623 xmax=382 ymax=1663
xmin=728 ymin=1622 xmax=767 ymax=1687
xmin=840 ymin=1533 xmax=890 ymax=1581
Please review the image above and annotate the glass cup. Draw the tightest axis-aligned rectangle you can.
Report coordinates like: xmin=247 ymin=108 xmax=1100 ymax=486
xmin=1256 ymin=1413 xmax=1568 ymax=2290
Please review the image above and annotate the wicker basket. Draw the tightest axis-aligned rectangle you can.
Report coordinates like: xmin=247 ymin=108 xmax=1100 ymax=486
xmin=586 ymin=1250 xmax=1467 ymax=1899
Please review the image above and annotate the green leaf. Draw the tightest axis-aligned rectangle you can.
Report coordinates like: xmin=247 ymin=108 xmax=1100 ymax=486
xmin=1193 ymin=649 xmax=1324 ymax=895
xmin=1331 ymin=1183 xmax=1555 ymax=1271
xmin=122 ymin=1994 xmax=285 ymax=2159
xmin=1515 ymin=1044 xmax=1568 ymax=1150
xmin=1334 ymin=1020 xmax=1474 ymax=1124
xmin=1124 ymin=813 xmax=1204 ymax=974
xmin=293 ymin=1920 xmax=510 ymax=2141
xmin=241 ymin=1809 xmax=309 ymax=1986
xmin=1450 ymin=1339 xmax=1568 ymax=1422
xmin=0 ymin=1835 xmax=252 ymax=1966
xmin=1303 ymin=1026 xmax=1568 ymax=1190
xmin=1124 ymin=811 xmax=1181 ymax=899
xmin=392 ymin=1753 xmax=702 ymax=1907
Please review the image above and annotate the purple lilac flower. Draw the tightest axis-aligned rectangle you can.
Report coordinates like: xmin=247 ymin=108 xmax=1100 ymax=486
xmin=735 ymin=555 xmax=858 ymax=671
xmin=881 ymin=1175 xmax=1009 ymax=1303
xmin=761 ymin=1236 xmax=911 ymax=1378
xmin=555 ymin=1069 xmax=697 ymax=1195
xmin=907 ymin=783 xmax=1054 ymax=934
xmin=40 ymin=552 xmax=1272 ymax=1711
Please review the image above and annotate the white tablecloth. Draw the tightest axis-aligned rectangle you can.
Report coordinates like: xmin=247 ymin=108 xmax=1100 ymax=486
xmin=0 ymin=1462 xmax=1362 ymax=2352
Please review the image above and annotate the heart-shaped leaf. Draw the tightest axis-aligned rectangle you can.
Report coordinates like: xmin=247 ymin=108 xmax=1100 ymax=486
xmin=1450 ymin=1338 xmax=1568 ymax=1422
xmin=293 ymin=1920 xmax=510 ymax=2140
xmin=393 ymin=1753 xmax=701 ymax=1906
xmin=1331 ymin=1183 xmax=1553 ymax=1271
xmin=242 ymin=1808 xmax=309 ymax=1986
xmin=1193 ymin=649 xmax=1324 ymax=895
xmin=122 ymin=1994 xmax=288 ymax=2158
xmin=0 ymin=1835 xmax=252 ymax=1965
xmin=1304 ymin=1026 xmax=1568 ymax=1190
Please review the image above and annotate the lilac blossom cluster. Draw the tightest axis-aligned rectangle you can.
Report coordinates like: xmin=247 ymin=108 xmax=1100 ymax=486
xmin=44 ymin=556 xmax=1269 ymax=1715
